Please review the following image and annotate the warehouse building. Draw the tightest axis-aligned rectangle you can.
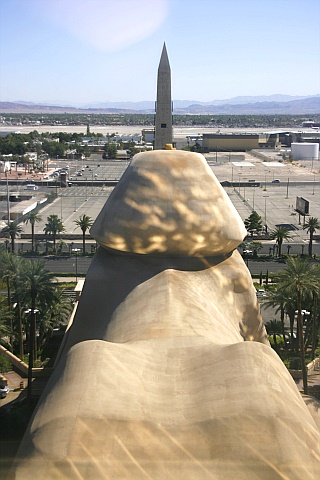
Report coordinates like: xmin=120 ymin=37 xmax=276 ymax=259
xmin=202 ymin=132 xmax=280 ymax=152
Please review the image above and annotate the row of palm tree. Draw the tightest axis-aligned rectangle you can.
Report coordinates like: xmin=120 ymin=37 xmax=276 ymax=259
xmin=1 ymin=213 xmax=93 ymax=255
xmin=264 ymin=256 xmax=320 ymax=395
xmin=0 ymin=249 xmax=72 ymax=362
xmin=244 ymin=211 xmax=319 ymax=257
xmin=269 ymin=217 xmax=320 ymax=257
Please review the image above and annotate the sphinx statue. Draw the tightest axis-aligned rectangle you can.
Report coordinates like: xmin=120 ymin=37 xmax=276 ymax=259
xmin=12 ymin=151 xmax=320 ymax=479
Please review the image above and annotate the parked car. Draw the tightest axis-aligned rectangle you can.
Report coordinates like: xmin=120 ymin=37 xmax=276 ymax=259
xmin=0 ymin=385 xmax=9 ymax=399
xmin=256 ymin=289 xmax=267 ymax=297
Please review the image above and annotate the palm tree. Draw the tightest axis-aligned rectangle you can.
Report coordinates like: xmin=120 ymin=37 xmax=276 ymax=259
xmin=24 ymin=211 xmax=42 ymax=253
xmin=20 ymin=259 xmax=57 ymax=401
xmin=310 ymin=265 xmax=320 ymax=359
xmin=74 ymin=214 xmax=93 ymax=255
xmin=3 ymin=253 xmax=27 ymax=359
xmin=265 ymin=320 xmax=285 ymax=352
xmin=264 ymin=287 xmax=290 ymax=348
xmin=37 ymin=288 xmax=72 ymax=350
xmin=1 ymin=222 xmax=24 ymax=253
xmin=303 ymin=217 xmax=320 ymax=257
xmin=0 ymin=298 xmax=12 ymax=346
xmin=44 ymin=214 xmax=65 ymax=253
xmin=269 ymin=226 xmax=291 ymax=257
xmin=276 ymin=257 xmax=319 ymax=395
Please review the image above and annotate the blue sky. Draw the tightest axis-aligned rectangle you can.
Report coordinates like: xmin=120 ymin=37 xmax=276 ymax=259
xmin=0 ymin=0 xmax=319 ymax=105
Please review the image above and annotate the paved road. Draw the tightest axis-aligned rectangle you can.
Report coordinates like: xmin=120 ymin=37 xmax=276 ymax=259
xmin=39 ymin=255 xmax=296 ymax=276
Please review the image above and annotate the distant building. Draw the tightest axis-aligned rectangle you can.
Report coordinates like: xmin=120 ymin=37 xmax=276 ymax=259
xmin=202 ymin=132 xmax=280 ymax=152
xmin=291 ymin=142 xmax=319 ymax=160
xmin=142 ymin=128 xmax=155 ymax=144
xmin=154 ymin=43 xmax=173 ymax=150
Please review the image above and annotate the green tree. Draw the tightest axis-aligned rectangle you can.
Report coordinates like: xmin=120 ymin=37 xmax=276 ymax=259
xmin=104 ymin=143 xmax=117 ymax=159
xmin=19 ymin=259 xmax=57 ymax=400
xmin=251 ymin=241 xmax=262 ymax=257
xmin=1 ymin=222 xmax=24 ymax=253
xmin=265 ymin=320 xmax=285 ymax=352
xmin=74 ymin=214 xmax=93 ymax=255
xmin=276 ymin=257 xmax=319 ymax=394
xmin=264 ymin=287 xmax=292 ymax=349
xmin=0 ymin=250 xmax=28 ymax=357
xmin=24 ymin=211 xmax=42 ymax=253
xmin=303 ymin=217 xmax=320 ymax=257
xmin=6 ymin=254 xmax=27 ymax=358
xmin=42 ymin=140 xmax=66 ymax=158
xmin=0 ymin=299 xmax=11 ymax=343
xmin=244 ymin=211 xmax=263 ymax=236
xmin=44 ymin=215 xmax=65 ymax=253
xmin=37 ymin=287 xmax=72 ymax=351
xmin=269 ymin=226 xmax=291 ymax=257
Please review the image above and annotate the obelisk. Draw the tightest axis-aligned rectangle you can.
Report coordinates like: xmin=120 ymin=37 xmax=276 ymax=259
xmin=154 ymin=43 xmax=173 ymax=150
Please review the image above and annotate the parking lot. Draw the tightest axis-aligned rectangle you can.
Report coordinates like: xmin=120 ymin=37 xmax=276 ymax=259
xmin=1 ymin=152 xmax=319 ymax=245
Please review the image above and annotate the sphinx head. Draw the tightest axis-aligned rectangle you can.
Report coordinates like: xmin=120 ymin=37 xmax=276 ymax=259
xmin=90 ymin=150 xmax=246 ymax=256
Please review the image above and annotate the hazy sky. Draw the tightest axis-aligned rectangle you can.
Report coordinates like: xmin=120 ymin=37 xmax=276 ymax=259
xmin=1 ymin=0 xmax=319 ymax=105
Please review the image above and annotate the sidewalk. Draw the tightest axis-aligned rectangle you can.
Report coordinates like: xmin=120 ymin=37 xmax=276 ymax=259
xmin=295 ymin=365 xmax=320 ymax=400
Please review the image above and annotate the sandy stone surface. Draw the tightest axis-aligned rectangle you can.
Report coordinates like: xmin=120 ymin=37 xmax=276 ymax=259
xmin=11 ymin=151 xmax=320 ymax=479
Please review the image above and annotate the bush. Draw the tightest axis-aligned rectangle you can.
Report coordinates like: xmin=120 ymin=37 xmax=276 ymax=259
xmin=0 ymin=352 xmax=11 ymax=373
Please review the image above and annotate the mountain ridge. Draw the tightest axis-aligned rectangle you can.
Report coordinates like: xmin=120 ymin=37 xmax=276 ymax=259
xmin=1 ymin=95 xmax=319 ymax=115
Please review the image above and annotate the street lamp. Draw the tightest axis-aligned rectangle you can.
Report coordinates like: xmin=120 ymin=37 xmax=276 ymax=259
xmin=72 ymin=248 xmax=81 ymax=282
xmin=60 ymin=176 xmax=63 ymax=220
xmin=74 ymin=185 xmax=77 ymax=212
xmin=4 ymin=163 xmax=11 ymax=222
xmin=24 ymin=308 xmax=39 ymax=402
xmin=263 ymin=195 xmax=269 ymax=233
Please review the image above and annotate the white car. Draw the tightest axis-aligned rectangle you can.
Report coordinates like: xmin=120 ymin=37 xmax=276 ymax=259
xmin=256 ymin=289 xmax=267 ymax=297
xmin=0 ymin=385 xmax=10 ymax=399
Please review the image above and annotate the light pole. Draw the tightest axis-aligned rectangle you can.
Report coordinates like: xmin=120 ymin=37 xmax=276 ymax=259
xmin=72 ymin=248 xmax=81 ymax=282
xmin=24 ymin=308 xmax=39 ymax=402
xmin=263 ymin=195 xmax=269 ymax=233
xmin=6 ymin=169 xmax=10 ymax=222
xmin=60 ymin=176 xmax=63 ymax=220
xmin=243 ymin=179 xmax=246 ymax=200
xmin=74 ymin=185 xmax=77 ymax=212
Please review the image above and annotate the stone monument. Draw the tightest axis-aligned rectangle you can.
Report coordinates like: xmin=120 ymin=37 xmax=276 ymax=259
xmin=154 ymin=43 xmax=173 ymax=150
xmin=12 ymin=151 xmax=320 ymax=479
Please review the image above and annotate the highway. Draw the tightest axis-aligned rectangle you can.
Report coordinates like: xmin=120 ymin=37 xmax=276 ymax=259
xmin=38 ymin=254 xmax=313 ymax=277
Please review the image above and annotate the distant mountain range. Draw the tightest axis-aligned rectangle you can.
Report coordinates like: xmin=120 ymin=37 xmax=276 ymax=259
xmin=1 ymin=95 xmax=319 ymax=115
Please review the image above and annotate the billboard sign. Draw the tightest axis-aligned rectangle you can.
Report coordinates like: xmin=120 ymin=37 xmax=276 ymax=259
xmin=296 ymin=197 xmax=309 ymax=216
